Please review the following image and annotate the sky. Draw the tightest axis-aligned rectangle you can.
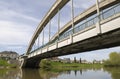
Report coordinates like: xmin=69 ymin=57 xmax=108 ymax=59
xmin=0 ymin=0 xmax=120 ymax=62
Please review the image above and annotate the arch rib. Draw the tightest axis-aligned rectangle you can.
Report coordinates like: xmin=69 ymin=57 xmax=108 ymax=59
xmin=26 ymin=0 xmax=70 ymax=55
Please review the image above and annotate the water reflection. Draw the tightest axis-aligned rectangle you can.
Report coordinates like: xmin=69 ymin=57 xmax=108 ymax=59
xmin=0 ymin=69 xmax=20 ymax=79
xmin=22 ymin=69 xmax=42 ymax=79
xmin=0 ymin=67 xmax=120 ymax=79
xmin=103 ymin=67 xmax=120 ymax=79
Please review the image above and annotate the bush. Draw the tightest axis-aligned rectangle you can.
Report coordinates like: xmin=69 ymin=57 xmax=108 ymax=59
xmin=0 ymin=58 xmax=9 ymax=66
xmin=40 ymin=59 xmax=52 ymax=70
xmin=103 ymin=52 xmax=120 ymax=67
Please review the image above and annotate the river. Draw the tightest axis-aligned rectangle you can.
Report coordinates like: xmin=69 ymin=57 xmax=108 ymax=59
xmin=0 ymin=67 xmax=120 ymax=79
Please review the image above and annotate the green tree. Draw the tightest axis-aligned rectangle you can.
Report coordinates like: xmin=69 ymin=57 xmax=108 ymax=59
xmin=109 ymin=52 xmax=120 ymax=65
xmin=103 ymin=52 xmax=120 ymax=66
xmin=40 ymin=59 xmax=52 ymax=70
xmin=74 ymin=57 xmax=76 ymax=63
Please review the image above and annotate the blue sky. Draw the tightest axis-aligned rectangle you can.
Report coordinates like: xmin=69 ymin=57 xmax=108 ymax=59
xmin=0 ymin=0 xmax=120 ymax=61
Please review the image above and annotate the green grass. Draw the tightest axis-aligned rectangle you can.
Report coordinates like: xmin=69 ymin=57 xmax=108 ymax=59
xmin=40 ymin=60 xmax=103 ymax=71
xmin=51 ymin=61 xmax=102 ymax=70
xmin=0 ymin=58 xmax=16 ymax=68
xmin=0 ymin=59 xmax=9 ymax=66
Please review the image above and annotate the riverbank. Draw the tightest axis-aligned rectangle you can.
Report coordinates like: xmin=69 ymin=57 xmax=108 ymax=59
xmin=0 ymin=58 xmax=18 ymax=68
xmin=40 ymin=60 xmax=103 ymax=71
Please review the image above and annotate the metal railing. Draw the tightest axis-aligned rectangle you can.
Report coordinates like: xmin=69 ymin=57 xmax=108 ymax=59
xmin=60 ymin=3 xmax=120 ymax=40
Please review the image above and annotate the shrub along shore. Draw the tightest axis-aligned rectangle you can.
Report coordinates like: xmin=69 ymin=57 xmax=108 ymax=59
xmin=0 ymin=58 xmax=17 ymax=68
xmin=40 ymin=59 xmax=103 ymax=71
xmin=103 ymin=52 xmax=120 ymax=67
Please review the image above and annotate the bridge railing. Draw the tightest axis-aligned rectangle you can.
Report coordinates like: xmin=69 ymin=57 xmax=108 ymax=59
xmin=30 ymin=3 xmax=120 ymax=54
xmin=59 ymin=3 xmax=120 ymax=40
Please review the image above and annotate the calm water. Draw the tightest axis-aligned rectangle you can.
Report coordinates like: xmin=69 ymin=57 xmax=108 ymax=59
xmin=0 ymin=68 xmax=120 ymax=79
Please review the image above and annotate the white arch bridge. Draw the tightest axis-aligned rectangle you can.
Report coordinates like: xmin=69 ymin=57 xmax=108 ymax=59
xmin=20 ymin=0 xmax=120 ymax=68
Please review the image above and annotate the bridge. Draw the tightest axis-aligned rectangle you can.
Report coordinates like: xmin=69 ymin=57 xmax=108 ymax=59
xmin=20 ymin=0 xmax=120 ymax=68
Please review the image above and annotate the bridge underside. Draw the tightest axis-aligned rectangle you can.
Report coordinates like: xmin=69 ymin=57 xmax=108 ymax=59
xmin=21 ymin=58 xmax=41 ymax=68
xmin=22 ymin=28 xmax=120 ymax=68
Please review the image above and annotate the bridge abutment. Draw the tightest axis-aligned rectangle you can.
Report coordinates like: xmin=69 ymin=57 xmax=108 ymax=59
xmin=21 ymin=59 xmax=41 ymax=68
xmin=20 ymin=56 xmax=41 ymax=68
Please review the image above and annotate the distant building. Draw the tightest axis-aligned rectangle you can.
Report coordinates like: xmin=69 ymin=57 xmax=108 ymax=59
xmin=93 ymin=60 xmax=102 ymax=64
xmin=48 ymin=57 xmax=71 ymax=63
xmin=48 ymin=57 xmax=62 ymax=62
xmin=61 ymin=58 xmax=71 ymax=63
xmin=81 ymin=60 xmax=88 ymax=64
xmin=0 ymin=51 xmax=19 ymax=60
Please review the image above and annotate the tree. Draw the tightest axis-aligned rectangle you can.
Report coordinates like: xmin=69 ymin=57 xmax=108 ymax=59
xmin=103 ymin=52 xmax=120 ymax=66
xmin=79 ymin=58 xmax=82 ymax=63
xmin=109 ymin=52 xmax=120 ymax=65
xmin=40 ymin=59 xmax=52 ymax=70
xmin=74 ymin=57 xmax=77 ymax=63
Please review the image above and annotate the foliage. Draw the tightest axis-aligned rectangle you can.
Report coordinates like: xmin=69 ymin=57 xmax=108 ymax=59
xmin=103 ymin=52 xmax=120 ymax=67
xmin=0 ymin=58 xmax=16 ymax=68
xmin=40 ymin=59 xmax=52 ymax=70
xmin=0 ymin=58 xmax=9 ymax=66
xmin=103 ymin=67 xmax=120 ymax=79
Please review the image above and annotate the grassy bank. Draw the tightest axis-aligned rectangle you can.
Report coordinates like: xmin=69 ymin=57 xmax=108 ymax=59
xmin=40 ymin=60 xmax=103 ymax=71
xmin=0 ymin=58 xmax=17 ymax=68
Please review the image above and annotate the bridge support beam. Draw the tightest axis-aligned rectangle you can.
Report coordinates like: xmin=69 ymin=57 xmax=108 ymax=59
xmin=49 ymin=19 xmax=51 ymax=42
xmin=96 ymin=0 xmax=101 ymax=34
xmin=96 ymin=22 xmax=101 ymax=34
xmin=37 ymin=36 xmax=39 ymax=48
xmin=42 ymin=29 xmax=44 ymax=46
xmin=70 ymin=34 xmax=73 ymax=43
xmin=47 ymin=19 xmax=51 ymax=51
xmin=20 ymin=55 xmax=28 ymax=68
xmin=71 ymin=0 xmax=74 ymax=34
xmin=57 ymin=9 xmax=60 ymax=40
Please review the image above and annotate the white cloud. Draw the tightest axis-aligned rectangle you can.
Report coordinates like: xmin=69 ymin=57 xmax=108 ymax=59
xmin=6 ymin=45 xmax=25 ymax=50
xmin=0 ymin=9 xmax=40 ymax=23
xmin=0 ymin=20 xmax=34 ymax=46
xmin=0 ymin=0 xmax=56 ymax=54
